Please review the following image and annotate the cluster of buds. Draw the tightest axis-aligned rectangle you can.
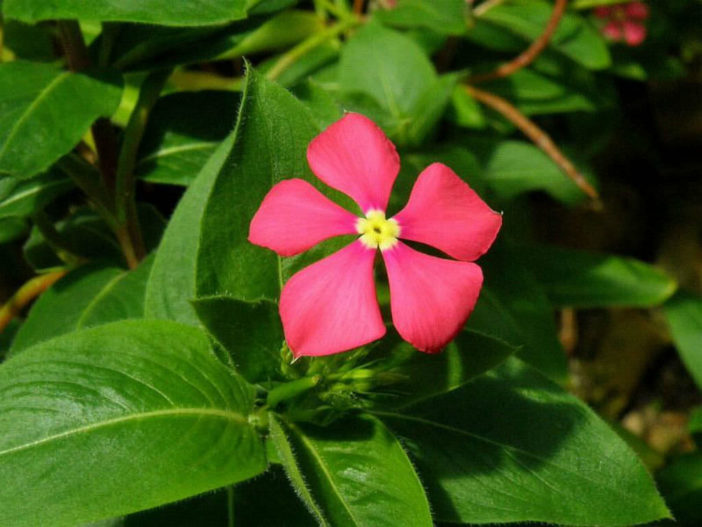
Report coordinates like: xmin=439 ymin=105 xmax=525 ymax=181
xmin=593 ymin=1 xmax=649 ymax=47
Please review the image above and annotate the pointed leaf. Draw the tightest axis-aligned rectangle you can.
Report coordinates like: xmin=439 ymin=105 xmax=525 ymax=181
xmin=279 ymin=414 xmax=433 ymax=527
xmin=517 ymin=244 xmax=677 ymax=307
xmin=0 ymin=320 xmax=267 ymax=527
xmin=375 ymin=357 xmax=670 ymax=525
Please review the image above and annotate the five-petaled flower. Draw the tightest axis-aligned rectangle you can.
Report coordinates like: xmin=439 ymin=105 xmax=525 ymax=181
xmin=594 ymin=2 xmax=649 ymax=47
xmin=249 ymin=113 xmax=502 ymax=357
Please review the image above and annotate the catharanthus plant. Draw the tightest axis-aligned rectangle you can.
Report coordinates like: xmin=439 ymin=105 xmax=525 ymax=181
xmin=249 ymin=113 xmax=502 ymax=357
xmin=594 ymin=1 xmax=649 ymax=47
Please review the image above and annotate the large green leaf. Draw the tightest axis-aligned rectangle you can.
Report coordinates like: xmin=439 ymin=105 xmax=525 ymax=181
xmin=657 ymin=453 xmax=702 ymax=526
xmin=372 ymin=330 xmax=515 ymax=409
xmin=0 ymin=62 xmax=122 ymax=179
xmin=477 ymin=0 xmax=611 ymax=70
xmin=192 ymin=296 xmax=283 ymax=384
xmin=0 ymin=171 xmax=73 ymax=219
xmin=375 ymin=357 xmax=670 ymax=525
xmin=194 ymin=67 xmax=344 ymax=300
xmin=145 ymin=66 xmax=336 ymax=323
xmin=3 ymin=0 xmax=249 ymax=26
xmin=663 ymin=291 xmax=702 ymax=389
xmin=0 ymin=320 xmax=267 ymax=526
xmin=136 ymin=91 xmax=239 ymax=186
xmin=516 ymin=245 xmax=677 ymax=308
xmin=10 ymin=257 xmax=153 ymax=354
xmin=276 ymin=414 xmax=433 ymax=527
xmin=0 ymin=217 xmax=28 ymax=244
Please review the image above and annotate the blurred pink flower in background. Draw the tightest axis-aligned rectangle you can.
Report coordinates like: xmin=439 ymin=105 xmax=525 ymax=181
xmin=594 ymin=2 xmax=649 ymax=46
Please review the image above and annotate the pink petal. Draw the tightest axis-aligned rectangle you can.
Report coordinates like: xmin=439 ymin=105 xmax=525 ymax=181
xmin=383 ymin=242 xmax=483 ymax=353
xmin=602 ymin=21 xmax=623 ymax=40
xmin=280 ymin=240 xmax=386 ymax=357
xmin=625 ymin=2 xmax=649 ymax=20
xmin=307 ymin=113 xmax=400 ymax=213
xmin=392 ymin=163 xmax=502 ymax=262
xmin=623 ymin=21 xmax=646 ymax=46
xmin=249 ymin=179 xmax=358 ymax=257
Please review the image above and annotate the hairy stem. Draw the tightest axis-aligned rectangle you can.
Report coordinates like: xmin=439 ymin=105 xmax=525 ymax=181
xmin=465 ymin=85 xmax=600 ymax=202
xmin=470 ymin=0 xmax=567 ymax=83
xmin=0 ymin=270 xmax=68 ymax=333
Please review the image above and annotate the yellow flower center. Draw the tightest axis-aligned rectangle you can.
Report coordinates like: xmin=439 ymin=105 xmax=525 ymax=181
xmin=356 ymin=210 xmax=400 ymax=251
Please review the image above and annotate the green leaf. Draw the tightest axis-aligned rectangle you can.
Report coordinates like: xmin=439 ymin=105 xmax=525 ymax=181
xmin=0 ymin=62 xmax=122 ymax=179
xmin=406 ymin=73 xmax=459 ymax=146
xmin=269 ymin=415 xmax=328 ymax=525
xmin=373 ymin=330 xmax=515 ymax=409
xmin=375 ymin=357 xmax=671 ymax=525
xmin=3 ymin=19 xmax=55 ymax=62
xmin=144 ymin=129 xmax=238 ymax=324
xmin=277 ymin=414 xmax=433 ymax=527
xmin=192 ymin=296 xmax=283 ymax=384
xmin=338 ymin=21 xmax=437 ymax=143
xmin=663 ymin=291 xmax=702 ymax=389
xmin=194 ymin=66 xmax=344 ymax=301
xmin=479 ymin=245 xmax=568 ymax=380
xmin=10 ymin=257 xmax=153 ymax=354
xmin=374 ymin=0 xmax=468 ymax=35
xmin=0 ymin=319 xmax=267 ymax=526
xmin=0 ymin=171 xmax=73 ymax=219
xmin=146 ymin=65 xmax=335 ymax=323
xmin=657 ymin=453 xmax=702 ymax=526
xmin=3 ymin=0 xmax=249 ymax=26
xmin=516 ymin=245 xmax=678 ymax=308
xmin=468 ymin=139 xmax=593 ymax=204
xmin=136 ymin=91 xmax=239 ymax=186
xmin=478 ymin=0 xmax=611 ymax=70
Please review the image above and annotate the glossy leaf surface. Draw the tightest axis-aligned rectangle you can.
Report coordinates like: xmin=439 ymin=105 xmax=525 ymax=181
xmin=0 ymin=320 xmax=267 ymax=526
xmin=279 ymin=414 xmax=433 ymax=527
xmin=376 ymin=358 xmax=670 ymax=525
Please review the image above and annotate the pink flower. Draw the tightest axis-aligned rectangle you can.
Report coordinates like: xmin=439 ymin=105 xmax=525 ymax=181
xmin=249 ymin=113 xmax=502 ymax=357
xmin=594 ymin=2 xmax=649 ymax=47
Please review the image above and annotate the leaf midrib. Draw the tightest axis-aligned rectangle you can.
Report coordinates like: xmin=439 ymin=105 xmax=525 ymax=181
xmin=0 ymin=407 xmax=247 ymax=458
xmin=372 ymin=409 xmax=645 ymax=503
xmin=0 ymin=72 xmax=72 ymax=162
xmin=288 ymin=421 xmax=362 ymax=526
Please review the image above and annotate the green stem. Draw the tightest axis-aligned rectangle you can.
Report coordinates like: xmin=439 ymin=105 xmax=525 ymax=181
xmin=56 ymin=155 xmax=116 ymax=227
xmin=32 ymin=211 xmax=85 ymax=267
xmin=114 ymin=68 xmax=171 ymax=266
xmin=572 ymin=0 xmax=635 ymax=9
xmin=227 ymin=486 xmax=235 ymax=527
xmin=266 ymin=18 xmax=358 ymax=81
xmin=267 ymin=376 xmax=321 ymax=408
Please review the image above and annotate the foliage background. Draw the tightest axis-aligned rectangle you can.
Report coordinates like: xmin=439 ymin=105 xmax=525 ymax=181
xmin=0 ymin=0 xmax=701 ymax=525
